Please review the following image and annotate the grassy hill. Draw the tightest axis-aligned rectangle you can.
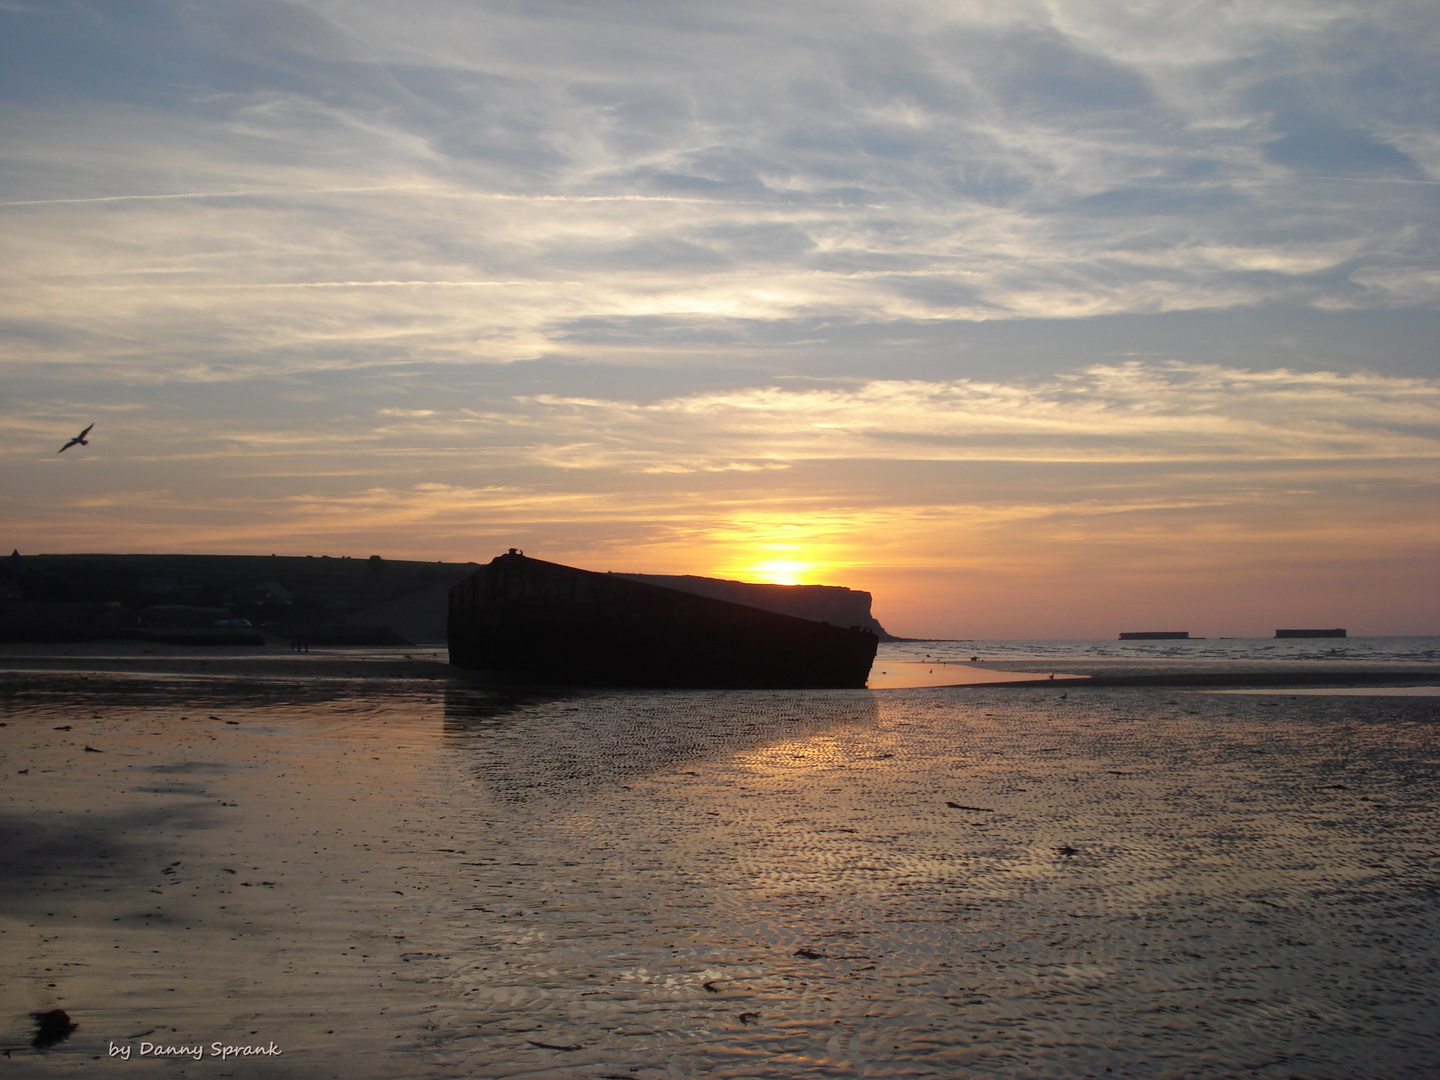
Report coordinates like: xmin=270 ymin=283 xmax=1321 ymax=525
xmin=2 ymin=552 xmax=480 ymax=645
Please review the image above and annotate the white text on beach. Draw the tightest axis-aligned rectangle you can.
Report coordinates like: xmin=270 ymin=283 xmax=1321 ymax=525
xmin=107 ymin=1041 xmax=282 ymax=1060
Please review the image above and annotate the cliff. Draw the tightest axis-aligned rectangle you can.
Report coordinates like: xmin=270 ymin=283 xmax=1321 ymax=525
xmin=612 ymin=573 xmax=894 ymax=640
xmin=0 ymin=552 xmax=475 ymax=644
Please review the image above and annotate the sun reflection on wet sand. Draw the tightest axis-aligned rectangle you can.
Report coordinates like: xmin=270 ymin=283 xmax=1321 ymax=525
xmin=866 ymin=660 xmax=1075 ymax=689
xmin=3 ymin=672 xmax=1438 ymax=1078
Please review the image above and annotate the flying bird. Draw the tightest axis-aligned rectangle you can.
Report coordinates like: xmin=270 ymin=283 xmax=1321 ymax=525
xmin=58 ymin=423 xmax=93 ymax=453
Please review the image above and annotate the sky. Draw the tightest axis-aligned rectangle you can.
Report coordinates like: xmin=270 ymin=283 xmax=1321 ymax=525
xmin=2 ymin=0 xmax=1437 ymax=638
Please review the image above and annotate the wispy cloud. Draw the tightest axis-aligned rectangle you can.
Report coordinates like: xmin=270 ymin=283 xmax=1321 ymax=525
xmin=14 ymin=360 xmax=1430 ymax=468
xmin=2 ymin=0 xmax=1437 ymax=380
xmin=495 ymin=363 xmax=1440 ymax=469
xmin=2 ymin=0 xmax=1436 ymax=633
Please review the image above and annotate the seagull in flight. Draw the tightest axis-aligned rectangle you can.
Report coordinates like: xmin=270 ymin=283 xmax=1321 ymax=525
xmin=58 ymin=423 xmax=94 ymax=453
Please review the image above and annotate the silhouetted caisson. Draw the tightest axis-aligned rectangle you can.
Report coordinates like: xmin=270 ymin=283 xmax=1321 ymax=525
xmin=449 ymin=551 xmax=878 ymax=688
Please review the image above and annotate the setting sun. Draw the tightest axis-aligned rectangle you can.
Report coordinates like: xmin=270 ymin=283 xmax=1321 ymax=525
xmin=742 ymin=559 xmax=814 ymax=586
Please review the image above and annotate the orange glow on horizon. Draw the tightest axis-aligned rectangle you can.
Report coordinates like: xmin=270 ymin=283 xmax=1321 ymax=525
xmin=739 ymin=558 xmax=814 ymax=586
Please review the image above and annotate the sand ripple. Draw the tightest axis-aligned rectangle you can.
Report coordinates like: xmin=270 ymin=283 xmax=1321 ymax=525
xmin=2 ymin=674 xmax=1437 ymax=1077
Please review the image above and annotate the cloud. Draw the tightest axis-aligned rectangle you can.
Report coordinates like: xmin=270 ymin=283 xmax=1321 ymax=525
xmin=2 ymin=1 xmax=1437 ymax=633
xmin=492 ymin=363 xmax=1440 ymax=470
xmin=1 ymin=0 xmax=1436 ymax=383
xmin=5 ymin=360 xmax=1433 ymax=528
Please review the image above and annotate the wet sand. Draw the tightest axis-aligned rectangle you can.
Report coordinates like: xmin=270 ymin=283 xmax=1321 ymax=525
xmin=2 ymin=656 xmax=1439 ymax=1077
xmin=0 ymin=641 xmax=451 ymax=680
xmin=859 ymin=661 xmax=1069 ymax=689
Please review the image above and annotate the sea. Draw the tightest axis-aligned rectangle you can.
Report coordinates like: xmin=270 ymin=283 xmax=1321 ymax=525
xmin=870 ymin=636 xmax=1440 ymax=690
xmin=1 ymin=637 xmax=1437 ymax=1078
xmin=880 ymin=635 xmax=1440 ymax=665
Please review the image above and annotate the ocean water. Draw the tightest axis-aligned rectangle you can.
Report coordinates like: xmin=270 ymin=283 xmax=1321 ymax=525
xmin=880 ymin=635 xmax=1440 ymax=667
xmin=2 ymin=664 xmax=1438 ymax=1078
xmin=868 ymin=636 xmax=1440 ymax=690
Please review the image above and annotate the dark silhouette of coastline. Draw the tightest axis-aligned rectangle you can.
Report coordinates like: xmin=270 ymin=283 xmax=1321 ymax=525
xmin=0 ymin=552 xmax=475 ymax=645
xmin=613 ymin=572 xmax=894 ymax=639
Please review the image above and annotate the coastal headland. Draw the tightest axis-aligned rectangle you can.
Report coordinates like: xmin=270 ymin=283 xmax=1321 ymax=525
xmin=0 ymin=551 xmax=896 ymax=650
xmin=0 ymin=552 xmax=479 ymax=647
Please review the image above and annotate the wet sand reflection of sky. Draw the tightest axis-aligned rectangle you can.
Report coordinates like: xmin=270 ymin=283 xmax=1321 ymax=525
xmin=3 ymin=673 xmax=1438 ymax=1077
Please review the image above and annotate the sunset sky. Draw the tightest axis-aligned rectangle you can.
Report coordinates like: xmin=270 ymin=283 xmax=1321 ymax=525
xmin=3 ymin=0 xmax=1437 ymax=638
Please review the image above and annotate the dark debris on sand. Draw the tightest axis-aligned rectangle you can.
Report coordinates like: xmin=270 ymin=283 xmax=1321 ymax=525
xmin=32 ymin=1009 xmax=77 ymax=1049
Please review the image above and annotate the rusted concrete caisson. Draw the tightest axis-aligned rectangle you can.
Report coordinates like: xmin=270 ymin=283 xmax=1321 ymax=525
xmin=448 ymin=552 xmax=878 ymax=688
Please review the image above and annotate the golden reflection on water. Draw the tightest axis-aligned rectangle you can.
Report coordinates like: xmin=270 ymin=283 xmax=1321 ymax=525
xmin=4 ymin=675 xmax=1439 ymax=1078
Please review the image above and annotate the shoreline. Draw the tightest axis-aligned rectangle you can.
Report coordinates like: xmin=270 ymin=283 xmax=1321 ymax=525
xmin=4 ymin=661 xmax=1437 ymax=1076
xmin=0 ymin=644 xmax=1436 ymax=691
xmin=974 ymin=668 xmax=1440 ymax=690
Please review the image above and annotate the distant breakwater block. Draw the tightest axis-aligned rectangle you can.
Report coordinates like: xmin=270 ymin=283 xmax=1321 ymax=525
xmin=1276 ymin=628 xmax=1347 ymax=638
xmin=448 ymin=552 xmax=878 ymax=689
xmin=1119 ymin=631 xmax=1191 ymax=640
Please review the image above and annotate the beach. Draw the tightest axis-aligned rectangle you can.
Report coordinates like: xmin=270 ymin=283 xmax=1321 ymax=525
xmin=3 ymin=644 xmax=1439 ymax=1077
